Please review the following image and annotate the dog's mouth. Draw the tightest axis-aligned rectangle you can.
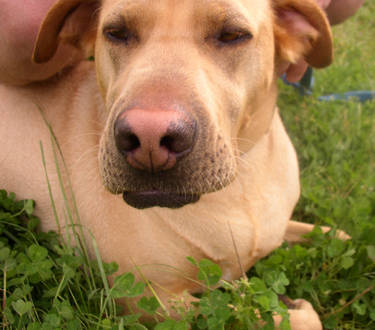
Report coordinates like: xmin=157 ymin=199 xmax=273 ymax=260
xmin=123 ymin=190 xmax=201 ymax=209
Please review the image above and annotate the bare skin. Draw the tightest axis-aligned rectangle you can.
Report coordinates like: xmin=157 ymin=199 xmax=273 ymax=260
xmin=0 ymin=0 xmax=82 ymax=85
xmin=326 ymin=0 xmax=365 ymax=25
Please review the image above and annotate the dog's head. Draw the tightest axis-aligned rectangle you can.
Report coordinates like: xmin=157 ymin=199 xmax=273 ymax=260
xmin=33 ymin=0 xmax=332 ymax=209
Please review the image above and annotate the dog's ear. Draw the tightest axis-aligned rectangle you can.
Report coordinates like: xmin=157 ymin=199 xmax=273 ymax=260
xmin=273 ymin=0 xmax=333 ymax=69
xmin=33 ymin=0 xmax=99 ymax=63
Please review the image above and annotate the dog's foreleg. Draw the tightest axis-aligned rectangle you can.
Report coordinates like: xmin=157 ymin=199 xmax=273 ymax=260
xmin=285 ymin=220 xmax=350 ymax=243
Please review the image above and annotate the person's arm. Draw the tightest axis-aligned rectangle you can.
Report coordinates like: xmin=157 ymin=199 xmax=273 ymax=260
xmin=325 ymin=0 xmax=365 ymax=25
xmin=0 ymin=0 xmax=82 ymax=85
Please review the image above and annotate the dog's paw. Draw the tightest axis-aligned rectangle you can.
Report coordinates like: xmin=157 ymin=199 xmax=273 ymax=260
xmin=274 ymin=297 xmax=322 ymax=330
xmin=321 ymin=225 xmax=351 ymax=240
xmin=287 ymin=299 xmax=322 ymax=330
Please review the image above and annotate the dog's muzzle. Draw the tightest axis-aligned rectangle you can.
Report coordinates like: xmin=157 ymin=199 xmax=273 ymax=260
xmin=100 ymin=103 xmax=235 ymax=208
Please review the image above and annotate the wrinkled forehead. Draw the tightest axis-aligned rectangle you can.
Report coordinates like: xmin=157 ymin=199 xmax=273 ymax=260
xmin=99 ymin=0 xmax=272 ymax=32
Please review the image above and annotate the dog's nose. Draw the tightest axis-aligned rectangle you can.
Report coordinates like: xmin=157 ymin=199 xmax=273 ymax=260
xmin=114 ymin=108 xmax=196 ymax=172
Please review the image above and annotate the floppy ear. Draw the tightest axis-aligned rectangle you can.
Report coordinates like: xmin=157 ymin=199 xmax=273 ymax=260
xmin=273 ymin=0 xmax=333 ymax=69
xmin=33 ymin=0 xmax=99 ymax=63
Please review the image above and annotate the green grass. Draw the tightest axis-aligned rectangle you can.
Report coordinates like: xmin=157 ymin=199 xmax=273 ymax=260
xmin=1 ymin=2 xmax=375 ymax=329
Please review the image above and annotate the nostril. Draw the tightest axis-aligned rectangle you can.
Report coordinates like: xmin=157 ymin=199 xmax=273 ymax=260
xmin=160 ymin=135 xmax=178 ymax=152
xmin=160 ymin=124 xmax=196 ymax=156
xmin=160 ymin=134 xmax=189 ymax=155
xmin=114 ymin=117 xmax=141 ymax=154
xmin=160 ymin=135 xmax=172 ymax=149
xmin=122 ymin=133 xmax=140 ymax=152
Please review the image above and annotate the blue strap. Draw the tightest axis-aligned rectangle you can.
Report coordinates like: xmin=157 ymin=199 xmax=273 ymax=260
xmin=282 ymin=67 xmax=314 ymax=96
xmin=282 ymin=68 xmax=375 ymax=102
xmin=318 ymin=91 xmax=375 ymax=102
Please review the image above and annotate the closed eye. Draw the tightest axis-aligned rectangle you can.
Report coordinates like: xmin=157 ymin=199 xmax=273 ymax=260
xmin=104 ymin=28 xmax=130 ymax=43
xmin=103 ymin=24 xmax=136 ymax=44
xmin=217 ymin=29 xmax=253 ymax=45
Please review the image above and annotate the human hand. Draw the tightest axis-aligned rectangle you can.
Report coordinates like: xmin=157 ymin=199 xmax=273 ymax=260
xmin=284 ymin=59 xmax=309 ymax=83
xmin=315 ymin=0 xmax=332 ymax=9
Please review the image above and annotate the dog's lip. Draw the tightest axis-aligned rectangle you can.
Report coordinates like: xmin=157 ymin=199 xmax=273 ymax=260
xmin=123 ymin=190 xmax=201 ymax=209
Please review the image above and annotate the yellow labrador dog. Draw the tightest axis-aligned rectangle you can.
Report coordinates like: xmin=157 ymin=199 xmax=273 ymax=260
xmin=1 ymin=0 xmax=334 ymax=327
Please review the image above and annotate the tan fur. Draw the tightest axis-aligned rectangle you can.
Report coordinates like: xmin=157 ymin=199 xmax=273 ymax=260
xmin=1 ymin=0 xmax=335 ymax=328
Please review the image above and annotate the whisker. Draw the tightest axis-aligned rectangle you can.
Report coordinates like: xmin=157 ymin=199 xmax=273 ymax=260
xmin=70 ymin=145 xmax=100 ymax=171
xmin=231 ymin=136 xmax=257 ymax=145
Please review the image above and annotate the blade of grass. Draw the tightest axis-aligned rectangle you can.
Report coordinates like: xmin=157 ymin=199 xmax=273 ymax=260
xmin=39 ymin=141 xmax=62 ymax=238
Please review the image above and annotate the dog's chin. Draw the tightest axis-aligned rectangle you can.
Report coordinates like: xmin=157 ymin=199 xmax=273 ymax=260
xmin=123 ymin=191 xmax=201 ymax=209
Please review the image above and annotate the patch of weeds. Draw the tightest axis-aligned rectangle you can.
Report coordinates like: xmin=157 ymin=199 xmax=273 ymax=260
xmin=0 ymin=189 xmax=146 ymax=329
xmin=250 ymin=227 xmax=375 ymax=329
xmin=2 ymin=188 xmax=374 ymax=329
xmin=185 ymin=257 xmax=291 ymax=329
